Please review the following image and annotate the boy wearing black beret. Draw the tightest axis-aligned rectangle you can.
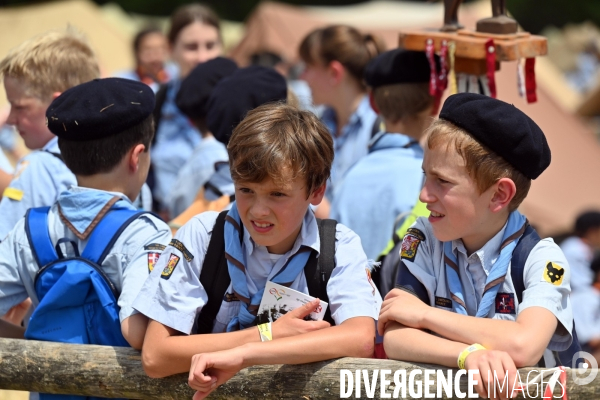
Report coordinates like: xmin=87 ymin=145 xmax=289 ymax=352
xmin=330 ymin=48 xmax=436 ymax=262
xmin=166 ymin=57 xmax=237 ymax=219
xmin=379 ymin=93 xmax=574 ymax=398
xmin=0 ymin=78 xmax=171 ymax=348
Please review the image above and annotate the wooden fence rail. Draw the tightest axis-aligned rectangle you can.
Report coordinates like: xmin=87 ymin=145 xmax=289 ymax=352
xmin=0 ymin=338 xmax=599 ymax=399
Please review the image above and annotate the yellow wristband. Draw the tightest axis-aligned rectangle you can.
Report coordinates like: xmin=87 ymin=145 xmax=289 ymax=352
xmin=257 ymin=322 xmax=272 ymax=342
xmin=457 ymin=343 xmax=486 ymax=369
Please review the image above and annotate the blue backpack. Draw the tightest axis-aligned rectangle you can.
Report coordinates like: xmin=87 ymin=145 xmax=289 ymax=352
xmin=24 ymin=206 xmax=148 ymax=400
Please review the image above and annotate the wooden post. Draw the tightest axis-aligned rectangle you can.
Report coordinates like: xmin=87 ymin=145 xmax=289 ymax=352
xmin=0 ymin=338 xmax=598 ymax=399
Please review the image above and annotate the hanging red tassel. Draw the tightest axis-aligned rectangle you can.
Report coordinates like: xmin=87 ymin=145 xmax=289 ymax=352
xmin=525 ymin=57 xmax=537 ymax=103
xmin=438 ymin=40 xmax=449 ymax=94
xmin=426 ymin=39 xmax=437 ymax=96
xmin=485 ymin=39 xmax=497 ymax=98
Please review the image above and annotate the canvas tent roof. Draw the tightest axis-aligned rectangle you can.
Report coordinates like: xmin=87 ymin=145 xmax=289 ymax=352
xmin=0 ymin=0 xmax=133 ymax=105
xmin=232 ymin=0 xmax=600 ymax=236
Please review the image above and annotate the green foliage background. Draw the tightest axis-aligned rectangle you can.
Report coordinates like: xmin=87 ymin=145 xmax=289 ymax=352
xmin=0 ymin=0 xmax=599 ymax=33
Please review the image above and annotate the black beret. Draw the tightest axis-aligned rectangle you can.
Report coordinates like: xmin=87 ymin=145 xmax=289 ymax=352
xmin=364 ymin=49 xmax=439 ymax=88
xmin=206 ymin=65 xmax=287 ymax=145
xmin=46 ymin=78 xmax=155 ymax=141
xmin=176 ymin=57 xmax=238 ymax=120
xmin=439 ymin=93 xmax=550 ymax=180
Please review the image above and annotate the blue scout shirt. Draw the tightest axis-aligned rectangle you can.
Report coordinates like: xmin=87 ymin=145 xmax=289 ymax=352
xmin=321 ymin=95 xmax=378 ymax=201
xmin=560 ymin=236 xmax=594 ymax=293
xmin=399 ymin=217 xmax=574 ymax=367
xmin=133 ymin=209 xmax=382 ymax=334
xmin=0 ymin=186 xmax=172 ymax=322
xmin=166 ymin=136 xmax=228 ymax=218
xmin=0 ymin=148 xmax=12 ymax=174
xmin=151 ymin=79 xmax=202 ymax=209
xmin=330 ymin=132 xmax=423 ymax=259
xmin=0 ymin=137 xmax=76 ymax=240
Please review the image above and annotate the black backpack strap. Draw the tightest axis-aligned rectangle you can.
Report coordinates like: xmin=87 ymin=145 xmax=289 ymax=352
xmin=194 ymin=211 xmax=232 ymax=334
xmin=510 ymin=224 xmax=541 ymax=303
xmin=305 ymin=218 xmax=337 ymax=325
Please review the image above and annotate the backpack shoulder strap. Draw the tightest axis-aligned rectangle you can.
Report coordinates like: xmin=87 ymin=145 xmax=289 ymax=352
xmin=81 ymin=208 xmax=151 ymax=265
xmin=306 ymin=218 xmax=337 ymax=325
xmin=195 ymin=210 xmax=232 ymax=334
xmin=510 ymin=223 xmax=541 ymax=303
xmin=25 ymin=207 xmax=58 ymax=268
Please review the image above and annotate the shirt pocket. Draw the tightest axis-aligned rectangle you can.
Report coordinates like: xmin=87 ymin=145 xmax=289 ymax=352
xmin=213 ymin=299 xmax=241 ymax=333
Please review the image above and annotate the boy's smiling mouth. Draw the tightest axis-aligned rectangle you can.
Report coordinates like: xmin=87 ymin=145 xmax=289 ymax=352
xmin=430 ymin=211 xmax=445 ymax=217
xmin=251 ymin=220 xmax=274 ymax=233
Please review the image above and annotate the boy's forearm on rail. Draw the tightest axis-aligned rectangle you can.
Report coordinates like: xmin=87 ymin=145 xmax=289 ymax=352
xmin=383 ymin=321 xmax=467 ymax=368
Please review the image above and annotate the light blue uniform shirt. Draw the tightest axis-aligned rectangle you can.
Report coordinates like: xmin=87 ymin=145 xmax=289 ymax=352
xmin=151 ymin=79 xmax=202 ymax=208
xmin=133 ymin=209 xmax=382 ymax=334
xmin=0 ymin=137 xmax=76 ymax=240
xmin=402 ymin=217 xmax=573 ymax=366
xmin=166 ymin=136 xmax=228 ymax=218
xmin=0 ymin=148 xmax=13 ymax=174
xmin=560 ymin=236 xmax=594 ymax=293
xmin=571 ymin=285 xmax=600 ymax=344
xmin=0 ymin=186 xmax=172 ymax=322
xmin=330 ymin=132 xmax=423 ymax=259
xmin=321 ymin=95 xmax=378 ymax=201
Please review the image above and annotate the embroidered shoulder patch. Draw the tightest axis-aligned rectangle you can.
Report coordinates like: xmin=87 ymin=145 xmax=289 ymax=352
xmin=495 ymin=293 xmax=516 ymax=314
xmin=3 ymin=187 xmax=24 ymax=201
xmin=543 ymin=262 xmax=565 ymax=286
xmin=168 ymin=239 xmax=194 ymax=261
xmin=400 ymin=228 xmax=425 ymax=262
xmin=148 ymin=252 xmax=160 ymax=273
xmin=435 ymin=296 xmax=452 ymax=308
xmin=144 ymin=243 xmax=166 ymax=251
xmin=161 ymin=254 xmax=180 ymax=280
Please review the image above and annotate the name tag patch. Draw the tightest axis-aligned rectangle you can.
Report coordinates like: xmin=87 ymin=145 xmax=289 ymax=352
xmin=168 ymin=239 xmax=194 ymax=261
xmin=495 ymin=293 xmax=516 ymax=314
xmin=435 ymin=296 xmax=452 ymax=308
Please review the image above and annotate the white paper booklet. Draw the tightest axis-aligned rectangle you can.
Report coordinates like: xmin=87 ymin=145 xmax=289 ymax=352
xmin=257 ymin=281 xmax=328 ymax=324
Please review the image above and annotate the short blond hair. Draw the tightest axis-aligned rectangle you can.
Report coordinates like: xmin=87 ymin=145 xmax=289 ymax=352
xmin=426 ymin=119 xmax=531 ymax=211
xmin=0 ymin=29 xmax=100 ymax=100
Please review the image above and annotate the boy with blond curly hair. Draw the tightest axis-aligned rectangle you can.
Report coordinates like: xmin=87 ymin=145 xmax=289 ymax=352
xmin=380 ymin=93 xmax=575 ymax=399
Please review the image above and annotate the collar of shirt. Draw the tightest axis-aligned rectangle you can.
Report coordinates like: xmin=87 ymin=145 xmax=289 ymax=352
xmin=240 ymin=208 xmax=320 ymax=297
xmin=57 ymin=186 xmax=135 ymax=235
xmin=43 ymin=136 xmax=60 ymax=153
xmin=321 ymin=95 xmax=371 ymax=142
xmin=451 ymin=220 xmax=507 ymax=275
xmin=242 ymin=208 xmax=320 ymax=258
xmin=368 ymin=132 xmax=422 ymax=154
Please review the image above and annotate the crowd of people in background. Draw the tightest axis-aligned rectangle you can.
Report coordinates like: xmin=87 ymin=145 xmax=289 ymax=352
xmin=0 ymin=2 xmax=594 ymax=399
